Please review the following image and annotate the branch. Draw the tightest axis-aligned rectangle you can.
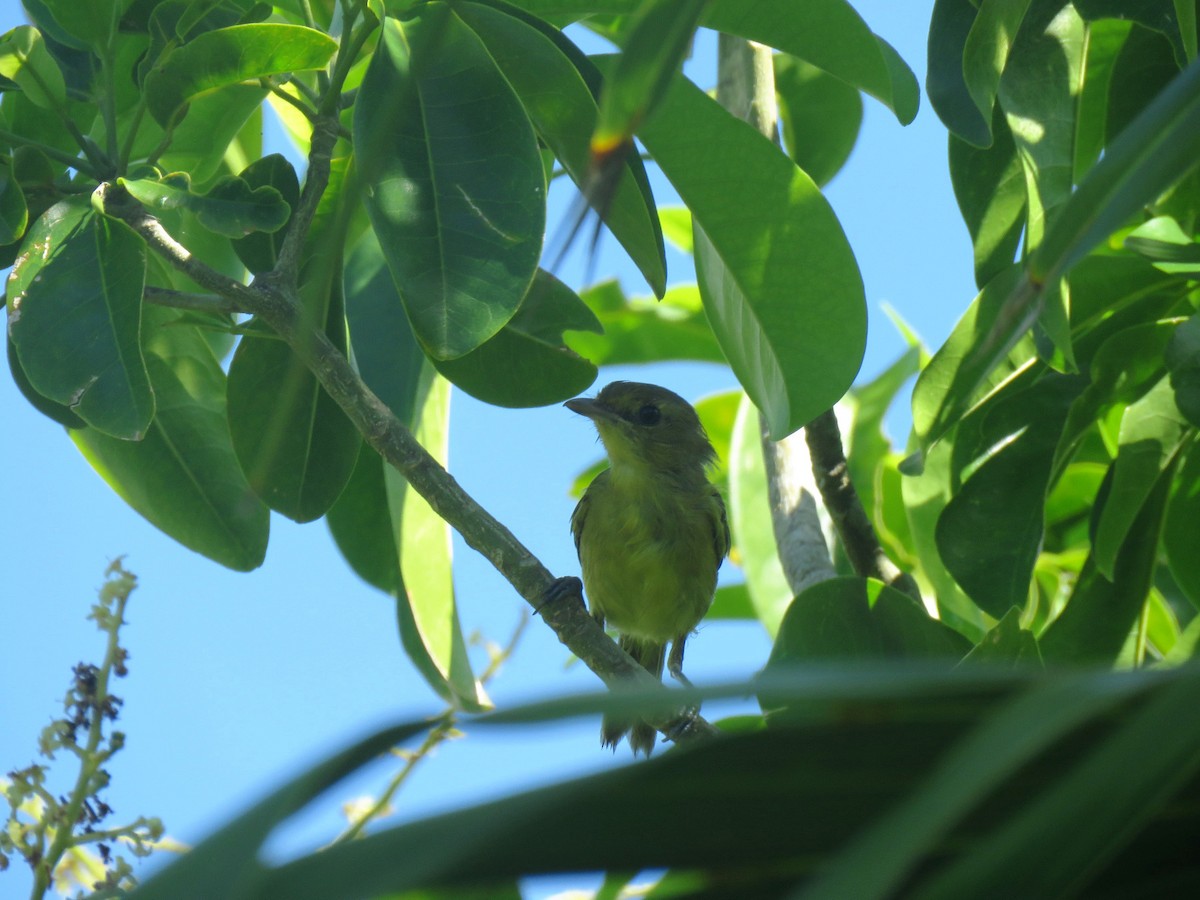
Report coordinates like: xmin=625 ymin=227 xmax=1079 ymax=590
xmin=806 ymin=410 xmax=921 ymax=598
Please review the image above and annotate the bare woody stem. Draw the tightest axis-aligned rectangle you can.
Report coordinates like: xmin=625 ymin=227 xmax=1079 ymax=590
xmin=116 ymin=112 xmax=718 ymax=747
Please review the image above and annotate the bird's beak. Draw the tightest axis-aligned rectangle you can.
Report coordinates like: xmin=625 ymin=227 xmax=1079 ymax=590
xmin=564 ymin=397 xmax=620 ymax=424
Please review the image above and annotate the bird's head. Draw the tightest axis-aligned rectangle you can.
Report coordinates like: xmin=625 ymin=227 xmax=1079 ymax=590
xmin=565 ymin=381 xmax=716 ymax=477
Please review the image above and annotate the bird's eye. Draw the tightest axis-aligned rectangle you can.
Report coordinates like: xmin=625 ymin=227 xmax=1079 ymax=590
xmin=635 ymin=404 xmax=661 ymax=425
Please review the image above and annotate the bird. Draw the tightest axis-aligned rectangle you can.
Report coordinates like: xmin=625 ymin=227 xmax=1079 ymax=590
xmin=561 ymin=381 xmax=729 ymax=755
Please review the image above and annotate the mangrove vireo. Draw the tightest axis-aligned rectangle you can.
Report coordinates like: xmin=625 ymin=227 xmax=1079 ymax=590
xmin=564 ymin=381 xmax=729 ymax=755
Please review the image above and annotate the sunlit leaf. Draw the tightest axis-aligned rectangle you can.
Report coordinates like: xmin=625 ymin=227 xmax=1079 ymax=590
xmin=774 ymin=53 xmax=863 ymax=187
xmin=0 ymin=24 xmax=66 ymax=109
xmin=120 ymin=172 xmax=290 ymax=239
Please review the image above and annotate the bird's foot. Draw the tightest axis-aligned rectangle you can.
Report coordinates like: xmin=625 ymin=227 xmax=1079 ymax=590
xmin=537 ymin=575 xmax=584 ymax=616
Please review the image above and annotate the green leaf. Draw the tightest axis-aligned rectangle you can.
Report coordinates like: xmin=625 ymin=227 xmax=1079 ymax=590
xmin=961 ymin=0 xmax=1033 ymax=144
xmin=120 ymin=172 xmax=291 ymax=238
xmin=765 ymin=577 xmax=971 ymax=666
xmin=1073 ymin=18 xmax=1132 ymax=178
xmin=0 ymin=24 xmax=66 ymax=109
xmin=708 ymin=582 xmax=755 ymax=620
xmin=927 ymin=0 xmax=991 ymax=145
xmin=72 ymin=312 xmax=269 ymax=572
xmin=326 ymin=445 xmax=403 ymax=596
xmin=1076 ymin=0 xmax=1194 ymax=67
xmin=1092 ymin=377 xmax=1192 ymax=578
xmin=354 ymin=6 xmax=545 ymax=359
xmin=959 ymin=608 xmax=1043 ymax=667
xmin=226 ymin=166 xmax=360 ymax=523
xmin=1167 ymin=313 xmax=1200 ymax=426
xmin=592 ymin=0 xmax=708 ymax=151
xmin=453 ymin=0 xmax=665 ymax=296
xmin=774 ymin=53 xmax=863 ymax=187
xmin=0 ymin=155 xmax=28 ymax=245
xmin=431 ymin=270 xmax=600 ymax=407
xmin=704 ymin=0 xmax=919 ymax=125
xmin=1030 ymin=54 xmax=1200 ymax=286
xmin=564 ymin=279 xmax=723 ymax=367
xmin=1165 ymin=441 xmax=1200 ymax=607
xmin=387 ymin=373 xmax=490 ymax=712
xmin=728 ymin=392 xmax=792 ymax=637
xmin=343 ymin=229 xmax=487 ymax=710
xmin=153 ymin=83 xmax=270 ymax=185
xmin=657 ymin=205 xmax=692 ymax=254
xmin=144 ymin=23 xmax=337 ymax=127
xmin=1040 ymin=457 xmax=1175 ymax=663
xmin=936 ymin=374 xmax=1082 ymax=619
xmin=7 ymin=200 xmax=153 ymax=440
xmin=33 ymin=0 xmax=125 ymax=52
xmin=232 ymin=153 xmax=301 ymax=274
xmin=626 ymin=64 xmax=865 ymax=438
xmin=6 ymin=328 xmax=84 ymax=428
xmin=1126 ymin=216 xmax=1200 ymax=273
xmin=949 ymin=105 xmax=1027 ymax=288
xmin=998 ymin=3 xmax=1084 ymax=252
xmin=912 ymin=264 xmax=1037 ymax=448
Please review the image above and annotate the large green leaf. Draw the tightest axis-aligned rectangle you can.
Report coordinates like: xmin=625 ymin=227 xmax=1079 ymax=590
xmin=431 ymin=269 xmax=601 ymax=407
xmin=226 ymin=164 xmax=360 ymax=524
xmin=1030 ymin=53 xmax=1200 ymax=285
xmin=0 ymin=24 xmax=66 ymax=109
xmin=32 ymin=0 xmax=126 ymax=52
xmin=72 ymin=311 xmax=269 ymax=572
xmin=936 ymin=375 xmax=1082 ymax=619
xmin=1166 ymin=312 xmax=1200 ymax=426
xmin=326 ymin=445 xmax=403 ymax=596
xmin=231 ymin=153 xmax=301 ymax=274
xmin=7 ymin=200 xmax=153 ymax=440
xmin=6 ymin=327 xmax=84 ymax=428
xmin=704 ymin=0 xmax=919 ymax=125
xmin=774 ymin=53 xmax=863 ymax=187
xmin=1040 ymin=458 xmax=1175 ymax=663
xmin=1164 ymin=441 xmax=1200 ymax=606
xmin=354 ymin=5 xmax=545 ymax=360
xmin=766 ymin=577 xmax=971 ymax=665
xmin=626 ymin=65 xmax=865 ymax=438
xmin=564 ymin=279 xmax=724 ymax=366
xmin=128 ymin=667 xmax=1200 ymax=899
xmin=452 ymin=0 xmax=666 ymax=296
xmin=120 ymin=172 xmax=290 ymax=239
xmin=961 ymin=0 xmax=1034 ymax=145
xmin=1092 ymin=376 xmax=1192 ymax=578
xmin=144 ymin=23 xmax=337 ymax=127
xmin=591 ymin=0 xmax=709 ymax=151
xmin=959 ymin=608 xmax=1043 ymax=667
xmin=949 ymin=84 xmax=1026 ymax=290
xmin=342 ymin=229 xmax=488 ymax=711
xmin=927 ymin=0 xmax=991 ymax=145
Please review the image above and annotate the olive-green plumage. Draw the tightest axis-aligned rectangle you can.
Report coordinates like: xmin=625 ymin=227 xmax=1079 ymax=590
xmin=566 ymin=382 xmax=729 ymax=755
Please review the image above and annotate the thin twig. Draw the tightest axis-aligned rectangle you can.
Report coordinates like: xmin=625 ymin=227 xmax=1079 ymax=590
xmin=143 ymin=286 xmax=242 ymax=315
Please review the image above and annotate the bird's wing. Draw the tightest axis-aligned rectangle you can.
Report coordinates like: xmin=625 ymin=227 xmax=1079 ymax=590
xmin=569 ymin=470 xmax=609 ymax=559
xmin=711 ymin=486 xmax=731 ymax=571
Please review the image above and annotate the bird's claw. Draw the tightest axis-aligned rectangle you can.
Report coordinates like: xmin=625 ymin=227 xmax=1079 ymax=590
xmin=537 ymin=575 xmax=584 ymax=616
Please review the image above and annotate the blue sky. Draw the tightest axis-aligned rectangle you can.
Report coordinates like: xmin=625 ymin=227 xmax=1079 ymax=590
xmin=0 ymin=2 xmax=976 ymax=895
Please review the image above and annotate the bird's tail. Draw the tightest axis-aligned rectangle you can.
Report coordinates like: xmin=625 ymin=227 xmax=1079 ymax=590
xmin=602 ymin=636 xmax=665 ymax=756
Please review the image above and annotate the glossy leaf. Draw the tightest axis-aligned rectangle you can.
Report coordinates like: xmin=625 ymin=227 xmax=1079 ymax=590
xmin=72 ymin=315 xmax=269 ymax=572
xmin=949 ymin=105 xmax=1026 ymax=289
xmin=564 ymin=280 xmax=723 ymax=367
xmin=927 ymin=0 xmax=991 ymax=145
xmin=728 ymin=392 xmax=792 ymax=636
xmin=6 ymin=328 xmax=84 ymax=428
xmin=627 ymin=65 xmax=865 ymax=438
xmin=1029 ymin=54 xmax=1200 ymax=286
xmin=343 ymin=229 xmax=488 ymax=711
xmin=0 ymin=155 xmax=28 ymax=245
xmin=232 ymin=153 xmax=301 ymax=274
xmin=1166 ymin=312 xmax=1200 ymax=427
xmin=354 ymin=6 xmax=545 ymax=359
xmin=1092 ymin=377 xmax=1191 ymax=578
xmin=0 ymin=24 xmax=66 ymax=109
xmin=959 ymin=608 xmax=1042 ymax=667
xmin=704 ymin=0 xmax=919 ymax=125
xmin=592 ymin=0 xmax=708 ymax=152
xmin=144 ymin=23 xmax=337 ymax=127
xmin=120 ymin=172 xmax=290 ymax=238
xmin=431 ymin=270 xmax=601 ymax=407
xmin=961 ymin=0 xmax=1033 ymax=143
xmin=766 ymin=577 xmax=971 ymax=664
xmin=453 ymin=0 xmax=666 ymax=295
xmin=1040 ymin=459 xmax=1175 ymax=663
xmin=911 ymin=264 xmax=1037 ymax=448
xmin=936 ymin=375 xmax=1081 ymax=618
xmin=1164 ymin=441 xmax=1200 ymax=606
xmin=7 ymin=200 xmax=153 ymax=440
xmin=774 ymin=53 xmax=863 ymax=187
